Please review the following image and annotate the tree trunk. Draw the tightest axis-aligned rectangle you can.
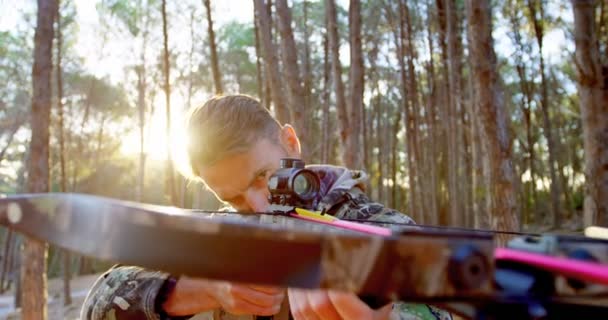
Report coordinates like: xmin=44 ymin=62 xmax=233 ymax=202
xmin=403 ymin=1 xmax=426 ymax=221
xmin=446 ymin=0 xmax=464 ymax=226
xmin=435 ymin=0 xmax=450 ymax=226
xmin=276 ymin=0 xmax=309 ymax=159
xmin=161 ymin=0 xmax=177 ymax=205
xmin=55 ymin=1 xmax=71 ymax=305
xmin=346 ymin=0 xmax=364 ymax=169
xmin=424 ymin=0 xmax=439 ymax=225
xmin=391 ymin=105 xmax=401 ymax=212
xmin=527 ymin=0 xmax=562 ymax=227
xmin=254 ymin=0 xmax=291 ymax=125
xmin=571 ymin=0 xmax=608 ymax=227
xmin=506 ymin=1 xmax=539 ymax=226
xmin=321 ymin=16 xmax=331 ymax=164
xmin=302 ymin=0 xmax=314 ymax=161
xmin=375 ymin=97 xmax=384 ymax=204
xmin=203 ymin=0 xmax=223 ymax=94
xmin=136 ymin=5 xmax=150 ymax=203
xmin=23 ymin=0 xmax=56 ymax=317
xmin=466 ymin=0 xmax=520 ymax=236
xmin=253 ymin=9 xmax=265 ymax=105
xmin=325 ymin=0 xmax=349 ymax=166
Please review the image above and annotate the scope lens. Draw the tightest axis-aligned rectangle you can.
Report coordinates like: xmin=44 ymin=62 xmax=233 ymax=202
xmin=268 ymin=176 xmax=279 ymax=190
xmin=293 ymin=173 xmax=313 ymax=196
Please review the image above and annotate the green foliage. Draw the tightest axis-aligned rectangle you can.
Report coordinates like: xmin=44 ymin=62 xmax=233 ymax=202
xmin=215 ymin=21 xmax=258 ymax=95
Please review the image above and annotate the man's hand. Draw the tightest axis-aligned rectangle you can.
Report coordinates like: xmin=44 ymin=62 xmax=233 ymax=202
xmin=288 ymin=288 xmax=393 ymax=320
xmin=162 ymin=276 xmax=285 ymax=316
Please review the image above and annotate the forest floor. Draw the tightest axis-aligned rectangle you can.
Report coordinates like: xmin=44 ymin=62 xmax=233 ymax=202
xmin=0 ymin=273 xmax=101 ymax=320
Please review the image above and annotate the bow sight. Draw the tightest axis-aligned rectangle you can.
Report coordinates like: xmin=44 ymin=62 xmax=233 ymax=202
xmin=268 ymin=158 xmax=320 ymax=209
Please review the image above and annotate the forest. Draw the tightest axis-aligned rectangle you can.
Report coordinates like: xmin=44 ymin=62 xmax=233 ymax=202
xmin=0 ymin=0 xmax=607 ymax=317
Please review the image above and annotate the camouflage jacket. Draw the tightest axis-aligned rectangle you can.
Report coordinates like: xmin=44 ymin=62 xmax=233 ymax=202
xmin=80 ymin=165 xmax=452 ymax=320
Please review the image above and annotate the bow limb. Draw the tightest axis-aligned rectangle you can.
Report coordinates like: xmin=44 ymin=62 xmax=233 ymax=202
xmin=0 ymin=193 xmax=494 ymax=302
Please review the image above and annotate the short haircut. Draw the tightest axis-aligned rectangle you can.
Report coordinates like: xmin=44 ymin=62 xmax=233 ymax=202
xmin=185 ymin=94 xmax=282 ymax=177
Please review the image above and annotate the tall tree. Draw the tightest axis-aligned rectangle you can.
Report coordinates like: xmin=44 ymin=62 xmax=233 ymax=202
xmin=346 ymin=0 xmax=363 ymax=169
xmin=446 ymin=0 xmax=464 ymax=226
xmin=203 ymin=0 xmax=223 ymax=94
xmin=424 ymin=0 xmax=439 ymax=225
xmin=320 ymin=10 xmax=332 ymax=164
xmin=505 ymin=1 xmax=539 ymax=225
xmin=466 ymin=0 xmax=520 ymax=234
xmin=136 ymin=0 xmax=151 ymax=204
xmin=161 ymin=0 xmax=177 ymax=205
xmin=527 ymin=0 xmax=562 ymax=227
xmin=253 ymin=8 xmax=265 ymax=104
xmin=276 ymin=0 xmax=309 ymax=159
xmin=23 ymin=0 xmax=57 ymax=317
xmin=571 ymin=0 xmax=608 ymax=226
xmin=325 ymin=0 xmax=349 ymax=166
xmin=253 ymin=0 xmax=291 ymax=125
xmin=54 ymin=0 xmax=71 ymax=305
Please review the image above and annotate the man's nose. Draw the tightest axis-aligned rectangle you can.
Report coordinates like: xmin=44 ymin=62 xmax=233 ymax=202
xmin=243 ymin=190 xmax=270 ymax=212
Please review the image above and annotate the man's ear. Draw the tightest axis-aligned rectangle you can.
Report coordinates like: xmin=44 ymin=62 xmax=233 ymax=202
xmin=280 ymin=124 xmax=301 ymax=157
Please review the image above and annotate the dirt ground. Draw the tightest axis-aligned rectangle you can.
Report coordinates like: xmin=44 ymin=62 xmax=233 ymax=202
xmin=0 ymin=273 xmax=101 ymax=320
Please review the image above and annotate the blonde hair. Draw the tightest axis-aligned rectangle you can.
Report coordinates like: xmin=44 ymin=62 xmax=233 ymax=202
xmin=185 ymin=94 xmax=282 ymax=178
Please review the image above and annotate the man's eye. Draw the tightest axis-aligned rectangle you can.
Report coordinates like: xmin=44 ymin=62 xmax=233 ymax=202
xmin=256 ymin=170 xmax=269 ymax=180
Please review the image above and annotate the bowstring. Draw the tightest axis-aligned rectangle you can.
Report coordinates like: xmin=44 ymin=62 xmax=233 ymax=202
xmin=189 ymin=208 xmax=543 ymax=237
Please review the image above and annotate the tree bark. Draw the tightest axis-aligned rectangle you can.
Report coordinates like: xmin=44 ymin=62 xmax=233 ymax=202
xmin=325 ymin=0 xmax=349 ymax=166
xmin=54 ymin=1 xmax=72 ymax=306
xmin=203 ymin=0 xmax=223 ymax=94
xmin=254 ymin=0 xmax=291 ymax=125
xmin=446 ymin=0 xmax=464 ymax=226
xmin=161 ymin=0 xmax=177 ymax=205
xmin=302 ymin=0 xmax=314 ymax=161
xmin=424 ymin=0 xmax=439 ymax=225
xmin=346 ymin=0 xmax=364 ymax=169
xmin=23 ymin=0 xmax=56 ymax=317
xmin=253 ymin=9 xmax=265 ymax=105
xmin=466 ymin=0 xmax=520 ymax=235
xmin=276 ymin=0 xmax=309 ymax=159
xmin=321 ymin=15 xmax=331 ymax=164
xmin=571 ymin=0 xmax=608 ymax=227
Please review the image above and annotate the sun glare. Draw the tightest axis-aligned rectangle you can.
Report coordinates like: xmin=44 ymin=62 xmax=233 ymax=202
xmin=120 ymin=92 xmax=192 ymax=178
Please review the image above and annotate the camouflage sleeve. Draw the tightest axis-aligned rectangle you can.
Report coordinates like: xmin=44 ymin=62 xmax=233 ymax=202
xmin=80 ymin=265 xmax=177 ymax=320
xmin=327 ymin=188 xmax=453 ymax=320
xmin=327 ymin=187 xmax=416 ymax=231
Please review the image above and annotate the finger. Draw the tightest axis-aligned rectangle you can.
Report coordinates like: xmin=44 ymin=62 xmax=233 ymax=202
xmin=248 ymin=285 xmax=285 ymax=295
xmin=232 ymin=285 xmax=285 ymax=308
xmin=327 ymin=290 xmax=373 ymax=320
xmin=226 ymin=297 xmax=282 ymax=316
xmin=373 ymin=303 xmax=394 ymax=320
xmin=305 ymin=290 xmax=342 ymax=320
xmin=289 ymin=288 xmax=317 ymax=320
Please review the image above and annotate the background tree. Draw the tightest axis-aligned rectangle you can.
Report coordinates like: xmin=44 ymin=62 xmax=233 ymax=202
xmin=466 ymin=0 xmax=519 ymax=234
xmin=203 ymin=0 xmax=223 ymax=95
xmin=571 ymin=0 xmax=608 ymax=226
xmin=22 ymin=0 xmax=57 ymax=317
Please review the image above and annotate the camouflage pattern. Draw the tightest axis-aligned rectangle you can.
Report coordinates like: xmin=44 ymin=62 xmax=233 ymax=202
xmin=80 ymin=265 xmax=171 ymax=320
xmin=308 ymin=165 xmax=415 ymax=230
xmin=79 ymin=165 xmax=450 ymax=320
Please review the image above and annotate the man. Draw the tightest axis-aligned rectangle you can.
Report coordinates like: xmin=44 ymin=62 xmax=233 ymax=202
xmin=81 ymin=94 xmax=451 ymax=320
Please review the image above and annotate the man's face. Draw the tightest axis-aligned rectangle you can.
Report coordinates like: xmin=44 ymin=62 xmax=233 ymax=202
xmin=199 ymin=138 xmax=290 ymax=213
